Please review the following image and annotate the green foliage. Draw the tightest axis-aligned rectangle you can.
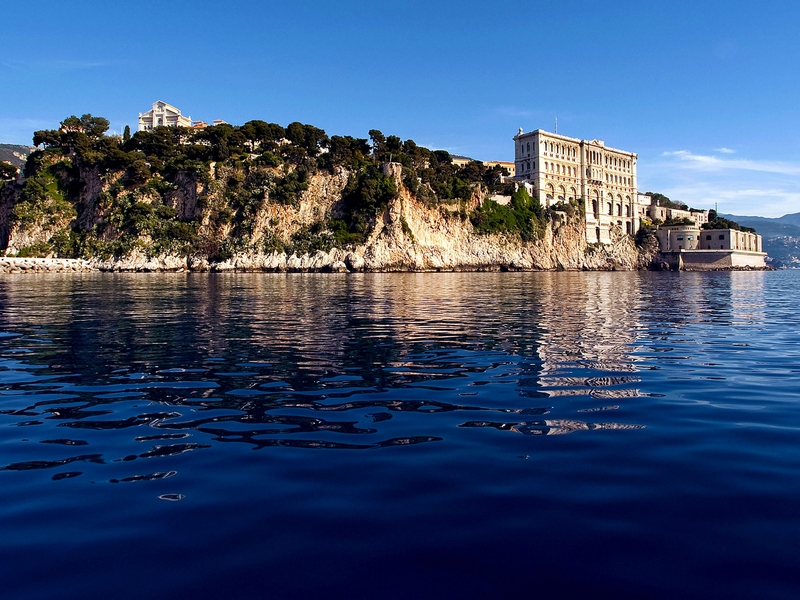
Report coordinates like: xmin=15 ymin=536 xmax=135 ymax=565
xmin=646 ymin=191 xmax=688 ymax=211
xmin=17 ymin=111 xmax=548 ymax=263
xmin=319 ymin=135 xmax=370 ymax=171
xmin=0 ymin=161 xmax=18 ymax=180
xmin=271 ymin=168 xmax=309 ymax=207
xmin=16 ymin=242 xmax=54 ymax=257
xmin=12 ymin=166 xmax=75 ymax=227
xmin=287 ymin=223 xmax=335 ymax=255
xmin=399 ymin=216 xmax=415 ymax=242
xmin=262 ymin=232 xmax=287 ymax=254
xmin=663 ymin=216 xmax=695 ymax=226
xmin=703 ymin=210 xmax=756 ymax=233
xmin=470 ymin=187 xmax=547 ymax=241
xmin=343 ymin=165 xmax=397 ymax=213
xmin=60 ymin=114 xmax=110 ymax=138
xmin=286 ymin=122 xmax=329 ymax=158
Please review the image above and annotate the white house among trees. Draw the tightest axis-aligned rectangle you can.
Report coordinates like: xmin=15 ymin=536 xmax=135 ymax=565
xmin=138 ymin=101 xmax=192 ymax=132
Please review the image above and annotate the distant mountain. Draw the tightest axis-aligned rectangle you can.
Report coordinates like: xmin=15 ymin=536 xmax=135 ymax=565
xmin=0 ymin=144 xmax=34 ymax=168
xmin=777 ymin=212 xmax=800 ymax=227
xmin=722 ymin=213 xmax=800 ymax=268
xmin=721 ymin=214 xmax=800 ymax=238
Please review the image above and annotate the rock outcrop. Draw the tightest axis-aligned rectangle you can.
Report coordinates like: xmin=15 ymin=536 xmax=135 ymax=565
xmin=1 ymin=149 xmax=655 ymax=273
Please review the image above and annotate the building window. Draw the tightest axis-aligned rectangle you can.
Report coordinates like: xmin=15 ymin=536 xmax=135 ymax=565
xmin=706 ymin=235 xmax=711 ymax=240
xmin=719 ymin=234 xmax=725 ymax=240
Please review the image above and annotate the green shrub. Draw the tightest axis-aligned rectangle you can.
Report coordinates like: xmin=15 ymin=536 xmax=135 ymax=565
xmin=470 ymin=187 xmax=546 ymax=241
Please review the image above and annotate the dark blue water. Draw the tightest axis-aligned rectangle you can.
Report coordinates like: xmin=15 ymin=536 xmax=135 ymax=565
xmin=1 ymin=272 xmax=799 ymax=599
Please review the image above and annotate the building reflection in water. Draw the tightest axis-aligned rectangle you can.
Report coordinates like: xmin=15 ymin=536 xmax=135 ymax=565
xmin=0 ymin=272 xmax=659 ymax=476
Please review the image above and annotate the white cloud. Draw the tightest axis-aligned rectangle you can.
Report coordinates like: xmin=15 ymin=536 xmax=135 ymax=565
xmin=715 ymin=147 xmax=735 ymax=154
xmin=640 ymin=148 xmax=800 ymax=217
xmin=660 ymin=150 xmax=800 ymax=176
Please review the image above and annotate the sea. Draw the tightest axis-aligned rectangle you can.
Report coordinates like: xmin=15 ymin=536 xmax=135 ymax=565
xmin=1 ymin=271 xmax=799 ymax=599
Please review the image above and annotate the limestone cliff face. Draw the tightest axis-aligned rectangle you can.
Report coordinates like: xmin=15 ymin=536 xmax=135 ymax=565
xmin=98 ymin=165 xmax=646 ymax=273
xmin=1 ymin=154 xmax=653 ymax=272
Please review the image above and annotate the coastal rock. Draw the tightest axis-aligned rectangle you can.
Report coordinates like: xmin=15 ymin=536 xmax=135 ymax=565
xmin=1 ymin=156 xmax=650 ymax=273
xmin=0 ymin=257 xmax=96 ymax=273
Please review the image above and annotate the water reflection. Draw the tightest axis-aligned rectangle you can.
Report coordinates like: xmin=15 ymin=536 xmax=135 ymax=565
xmin=4 ymin=272 xmax=749 ymax=478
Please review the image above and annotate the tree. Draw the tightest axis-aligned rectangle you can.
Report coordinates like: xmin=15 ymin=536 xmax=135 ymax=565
xmin=33 ymin=129 xmax=61 ymax=147
xmin=646 ymin=191 xmax=688 ymax=211
xmin=59 ymin=114 xmax=109 ymax=138
xmin=368 ymin=129 xmax=386 ymax=158
xmin=0 ymin=161 xmax=17 ymax=180
xmin=123 ymin=125 xmax=131 ymax=142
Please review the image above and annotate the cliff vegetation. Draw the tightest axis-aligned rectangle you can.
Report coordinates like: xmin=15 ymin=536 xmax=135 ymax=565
xmin=0 ymin=114 xmax=650 ymax=271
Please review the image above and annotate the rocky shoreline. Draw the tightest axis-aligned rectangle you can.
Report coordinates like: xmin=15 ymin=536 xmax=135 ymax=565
xmin=0 ymin=254 xmax=772 ymax=274
xmin=0 ymin=257 xmax=96 ymax=273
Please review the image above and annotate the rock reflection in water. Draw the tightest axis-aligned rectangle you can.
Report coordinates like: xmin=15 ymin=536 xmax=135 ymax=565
xmin=0 ymin=273 xmax=656 ymax=477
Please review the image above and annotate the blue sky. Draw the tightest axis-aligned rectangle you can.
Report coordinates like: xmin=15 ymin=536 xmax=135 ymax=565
xmin=2 ymin=0 xmax=799 ymax=217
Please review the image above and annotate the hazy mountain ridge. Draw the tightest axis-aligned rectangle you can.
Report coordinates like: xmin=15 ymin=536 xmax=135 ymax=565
xmin=0 ymin=144 xmax=35 ymax=169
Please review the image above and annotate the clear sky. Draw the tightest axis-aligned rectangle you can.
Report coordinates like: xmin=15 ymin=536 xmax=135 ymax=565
xmin=2 ymin=0 xmax=799 ymax=217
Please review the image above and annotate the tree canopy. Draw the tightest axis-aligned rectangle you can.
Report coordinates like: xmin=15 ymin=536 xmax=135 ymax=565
xmin=0 ymin=161 xmax=17 ymax=180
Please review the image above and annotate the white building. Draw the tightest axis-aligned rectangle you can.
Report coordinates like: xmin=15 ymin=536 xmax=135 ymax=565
xmin=640 ymin=194 xmax=708 ymax=226
xmin=138 ymin=101 xmax=192 ymax=132
xmin=513 ymin=129 xmax=639 ymax=243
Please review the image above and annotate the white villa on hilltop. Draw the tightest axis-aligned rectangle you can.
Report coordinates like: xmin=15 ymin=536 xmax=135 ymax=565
xmin=138 ymin=101 xmax=192 ymax=132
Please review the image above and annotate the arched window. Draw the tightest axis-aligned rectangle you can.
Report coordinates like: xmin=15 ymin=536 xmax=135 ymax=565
xmin=626 ymin=221 xmax=632 ymax=234
xmin=527 ymin=142 xmax=530 ymax=152
xmin=592 ymin=200 xmax=598 ymax=215
xmin=625 ymin=205 xmax=631 ymax=217
xmin=596 ymin=227 xmax=601 ymax=242
xmin=607 ymin=202 xmax=613 ymax=215
xmin=616 ymin=204 xmax=622 ymax=216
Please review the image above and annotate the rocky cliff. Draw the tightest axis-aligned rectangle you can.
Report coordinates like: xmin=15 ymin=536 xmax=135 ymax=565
xmin=109 ymin=171 xmax=653 ymax=273
xmin=0 ymin=118 xmax=659 ymax=272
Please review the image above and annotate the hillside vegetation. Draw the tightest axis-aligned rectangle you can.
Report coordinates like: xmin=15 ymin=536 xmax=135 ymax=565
xmin=1 ymin=114 xmax=531 ymax=262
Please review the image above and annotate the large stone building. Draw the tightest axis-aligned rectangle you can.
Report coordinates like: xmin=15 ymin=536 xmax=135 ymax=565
xmin=655 ymin=224 xmax=765 ymax=269
xmin=513 ymin=129 xmax=639 ymax=243
xmin=138 ymin=101 xmax=192 ymax=132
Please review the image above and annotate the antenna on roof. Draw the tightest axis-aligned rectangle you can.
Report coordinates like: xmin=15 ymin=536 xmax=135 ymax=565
xmin=554 ymin=117 xmax=558 ymax=134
